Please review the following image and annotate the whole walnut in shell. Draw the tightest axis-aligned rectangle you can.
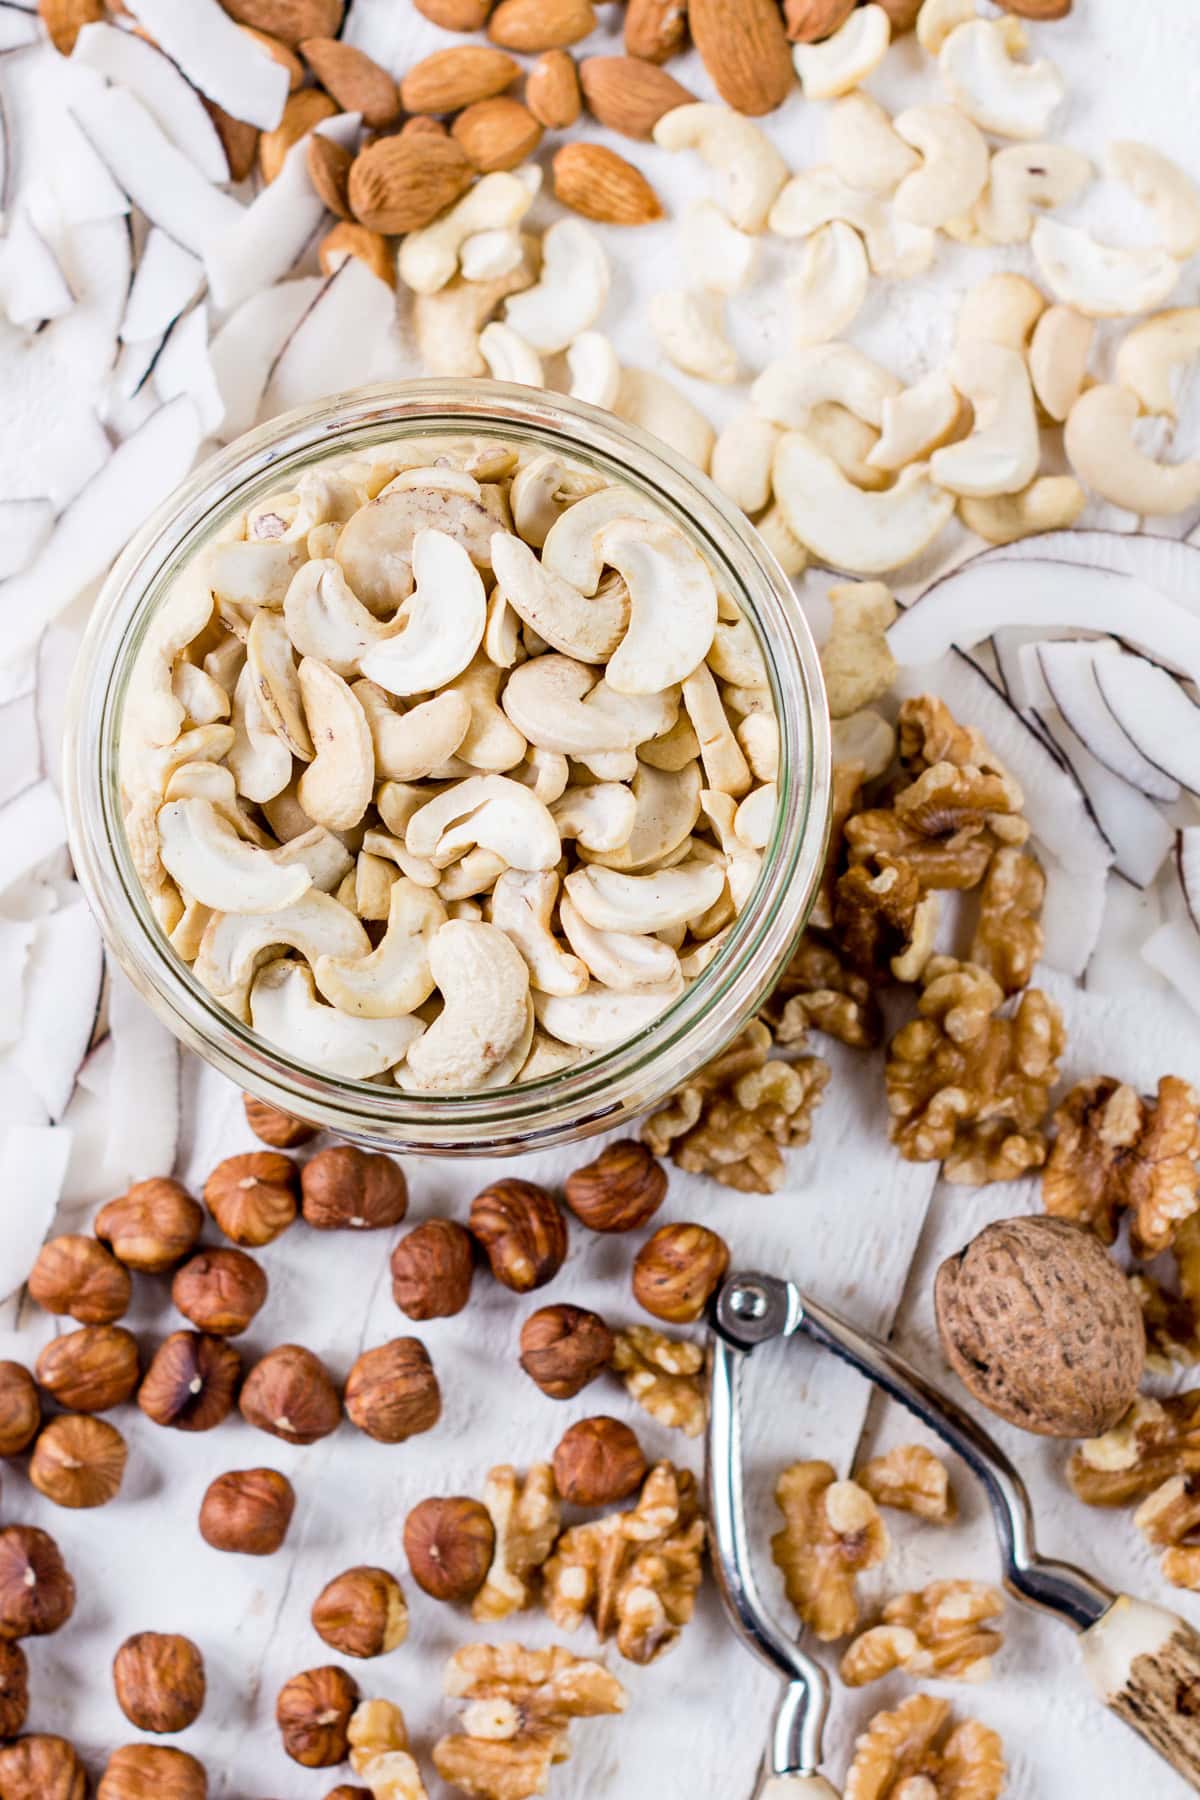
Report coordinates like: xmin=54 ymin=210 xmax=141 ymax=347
xmin=935 ymin=1215 xmax=1144 ymax=1438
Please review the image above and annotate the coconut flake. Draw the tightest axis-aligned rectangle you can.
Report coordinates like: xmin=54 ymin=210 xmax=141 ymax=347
xmin=208 ymin=277 xmax=323 ymax=443
xmin=0 ymin=916 xmax=36 ymax=1049
xmin=72 ymin=21 xmax=230 ymax=184
xmin=0 ymin=8 xmax=38 ymax=49
xmin=0 ymin=209 xmax=73 ymax=326
xmin=260 ymin=257 xmax=396 ymax=421
xmin=0 ymin=497 xmax=52 ymax=579
xmin=1040 ymin=847 xmax=1107 ymax=979
xmin=35 ymin=621 xmax=80 ymax=796
xmin=121 ymin=226 xmax=204 ymax=344
xmin=104 ymin=960 xmax=180 ymax=1184
xmin=0 ymin=780 xmax=66 ymax=893
xmin=972 ymin=528 xmax=1200 ymax=617
xmin=71 ymin=85 xmax=241 ymax=258
xmin=1034 ymin=704 xmax=1171 ymax=889
xmin=122 ymin=0 xmax=288 ymax=133
xmin=17 ymin=900 xmax=103 ymax=1120
xmin=0 ymin=1125 xmax=71 ymax=1301
xmin=1033 ymin=640 xmax=1179 ymax=802
xmin=0 ymin=698 xmax=38 ymax=806
xmin=153 ymin=302 xmax=224 ymax=436
xmin=49 ymin=110 xmax=130 ymax=225
xmin=1091 ymin=650 xmax=1200 ymax=796
xmin=0 ymin=395 xmax=202 ymax=666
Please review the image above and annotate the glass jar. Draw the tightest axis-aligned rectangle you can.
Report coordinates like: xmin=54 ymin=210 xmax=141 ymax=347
xmin=65 ymin=380 xmax=830 ymax=1156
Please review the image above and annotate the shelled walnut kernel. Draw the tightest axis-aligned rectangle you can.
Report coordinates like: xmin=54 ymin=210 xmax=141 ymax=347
xmin=771 ymin=1462 xmax=888 ymax=1641
xmin=844 ymin=1693 xmax=1005 ymax=1800
xmin=841 ymin=1581 xmax=1005 ymax=1686
xmin=473 ymin=1464 xmax=561 ymax=1622
xmin=856 ymin=1445 xmax=956 ymax=1523
xmin=611 ymin=1324 xmax=706 ymax=1437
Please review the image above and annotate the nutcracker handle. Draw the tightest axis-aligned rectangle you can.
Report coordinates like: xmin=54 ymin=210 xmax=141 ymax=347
xmin=1081 ymin=1596 xmax=1200 ymax=1791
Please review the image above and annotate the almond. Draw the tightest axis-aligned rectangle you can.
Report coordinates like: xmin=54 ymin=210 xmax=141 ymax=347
xmin=239 ymin=24 xmax=304 ymax=89
xmin=219 ymin=0 xmax=344 ymax=50
xmin=259 ymin=88 xmax=337 ymax=184
xmin=413 ymin=0 xmax=494 ymax=26
xmin=488 ymin=0 xmax=596 ymax=53
xmin=452 ymin=97 xmax=543 ymax=173
xmin=301 ymin=38 xmax=401 ymax=128
xmin=875 ymin=0 xmax=923 ymax=24
xmin=320 ymin=222 xmax=396 ymax=288
xmin=400 ymin=45 xmax=519 ymax=115
xmin=999 ymin=0 xmax=1072 ymax=14
xmin=401 ymin=116 xmax=450 ymax=140
xmin=624 ymin=0 xmax=688 ymax=63
xmin=525 ymin=50 xmax=581 ymax=129
xmin=687 ymin=0 xmax=793 ymax=116
xmin=552 ymin=142 xmax=663 ymax=226
xmin=38 ymin=0 xmax=103 ymax=56
xmin=579 ymin=56 xmax=694 ymax=139
xmin=204 ymin=100 xmax=259 ymax=183
xmin=349 ymin=135 xmax=475 ymax=234
xmin=783 ymin=0 xmax=855 ymax=40
xmin=307 ymin=134 xmax=354 ymax=219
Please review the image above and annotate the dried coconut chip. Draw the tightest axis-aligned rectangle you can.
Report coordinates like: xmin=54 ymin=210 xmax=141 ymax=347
xmin=122 ymin=0 xmax=290 ymax=132
xmin=71 ymin=84 xmax=242 ymax=258
xmin=0 ymin=9 xmax=38 ymax=49
xmin=104 ymin=959 xmax=181 ymax=1188
xmin=208 ymin=278 xmax=324 ymax=442
xmin=0 ymin=210 xmax=73 ymax=328
xmin=0 ymin=1124 xmax=71 ymax=1302
xmin=153 ymin=304 xmax=226 ymax=438
xmin=72 ymin=21 xmax=231 ymax=186
xmin=0 ymin=499 xmax=53 ymax=582
xmin=121 ymin=228 xmax=205 ymax=345
xmin=48 ymin=112 xmax=130 ymax=227
xmin=261 ymin=257 xmax=396 ymax=418
xmin=16 ymin=900 xmax=103 ymax=1123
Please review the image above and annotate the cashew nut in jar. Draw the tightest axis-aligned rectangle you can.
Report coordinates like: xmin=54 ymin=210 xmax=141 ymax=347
xmin=119 ymin=437 xmax=787 ymax=1093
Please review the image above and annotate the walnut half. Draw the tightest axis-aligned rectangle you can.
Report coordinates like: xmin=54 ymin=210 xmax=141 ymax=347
xmin=844 ymin=1692 xmax=1006 ymax=1800
xmin=770 ymin=1461 xmax=888 ymax=1642
xmin=609 ymin=1325 xmax=706 ymax=1439
xmin=840 ymin=1580 xmax=1005 ymax=1687
xmin=1043 ymin=1075 xmax=1200 ymax=1256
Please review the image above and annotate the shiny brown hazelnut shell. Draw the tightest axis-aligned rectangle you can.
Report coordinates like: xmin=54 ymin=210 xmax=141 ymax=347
xmin=403 ymin=1496 xmax=494 ymax=1602
xmin=171 ymin=1248 xmax=268 ymax=1336
xmin=28 ymin=1235 xmax=131 ymax=1324
xmin=552 ymin=1415 xmax=648 ymax=1505
xmin=310 ymin=1566 xmax=407 ymax=1658
xmin=199 ymin=1468 xmax=295 ymax=1555
xmin=30 ymin=1415 xmax=128 ymax=1509
xmin=0 ymin=1362 xmax=39 ymax=1455
xmin=276 ymin=1665 xmax=359 ymax=1767
xmin=390 ymin=1219 xmax=474 ymax=1320
xmin=344 ymin=1339 xmax=440 ymax=1444
xmin=0 ymin=1733 xmax=87 ymax=1800
xmin=301 ymin=1145 xmax=408 ymax=1230
xmin=325 ymin=1789 xmax=372 ymax=1800
xmin=243 ymin=1091 xmax=318 ymax=1148
xmin=564 ymin=1140 xmax=667 ymax=1233
xmin=519 ymin=1303 xmax=614 ymax=1399
xmin=97 ymin=1744 xmax=208 ymax=1799
xmin=137 ymin=1331 xmax=241 ymax=1432
xmin=113 ymin=1632 xmax=206 ymax=1733
xmin=94 ymin=1178 xmax=204 ymax=1272
xmin=35 ymin=1325 xmax=140 ymax=1413
xmin=0 ymin=1641 xmax=28 ymax=1738
xmin=204 ymin=1151 xmax=299 ymax=1247
xmin=240 ymin=1344 xmax=341 ymax=1444
xmin=632 ymin=1221 xmax=730 ymax=1323
xmin=468 ymin=1178 xmax=567 ymax=1292
xmin=0 ymin=1526 xmax=76 ymax=1639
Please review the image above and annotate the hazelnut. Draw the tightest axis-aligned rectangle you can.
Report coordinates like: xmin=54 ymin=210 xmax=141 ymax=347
xmin=204 ymin=1151 xmax=299 ymax=1246
xmin=113 ymin=1631 xmax=206 ymax=1733
xmin=564 ymin=1139 xmax=667 ymax=1233
xmin=0 ymin=1641 xmax=28 ymax=1737
xmin=0 ymin=1734 xmax=86 ymax=1799
xmin=469 ymin=1178 xmax=567 ymax=1292
xmin=97 ymin=1745 xmax=207 ymax=1799
xmin=0 ymin=1526 xmax=75 ymax=1638
xmin=344 ymin=1339 xmax=440 ymax=1444
xmin=94 ymin=1178 xmax=204 ymax=1271
xmin=301 ymin=1144 xmax=408 ymax=1230
xmin=199 ymin=1467 xmax=295 ymax=1555
xmin=243 ymin=1091 xmax=317 ymax=1147
xmin=402 ymin=1496 xmax=494 ymax=1602
xmin=632 ymin=1221 xmax=730 ymax=1323
xmin=29 ymin=1414 xmax=128 ymax=1509
xmin=276 ymin=1665 xmax=359 ymax=1767
xmin=552 ymin=1415 xmax=648 ymax=1505
xmin=240 ymin=1344 xmax=341 ymax=1444
xmin=390 ymin=1219 xmax=474 ymax=1320
xmin=171 ymin=1247 xmax=268 ymax=1336
xmin=311 ymin=1566 xmax=408 ymax=1658
xmin=35 ymin=1325 xmax=140 ymax=1412
xmin=28 ymin=1234 xmax=131 ymax=1323
xmin=0 ymin=1362 xmax=39 ymax=1455
xmin=138 ymin=1331 xmax=241 ymax=1432
xmin=325 ymin=1790 xmax=371 ymax=1800
xmin=519 ymin=1304 xmax=614 ymax=1399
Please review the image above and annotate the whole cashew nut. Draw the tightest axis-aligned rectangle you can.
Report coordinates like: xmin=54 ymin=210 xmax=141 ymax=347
xmin=1115 ymin=309 xmax=1200 ymax=421
xmin=773 ymin=434 xmax=955 ymax=574
xmin=315 ymin=877 xmax=447 ymax=1018
xmin=1106 ymin=140 xmax=1200 ymax=259
xmin=793 ymin=5 xmax=891 ymax=100
xmin=359 ymin=528 xmax=487 ymax=698
xmin=1031 ymin=217 xmax=1181 ymax=318
xmin=490 ymin=869 xmax=588 ymax=997
xmin=680 ymin=199 xmax=760 ymax=294
xmin=1064 ymin=384 xmax=1200 ymax=516
xmin=712 ymin=412 xmax=781 ymax=516
xmin=158 ymin=797 xmax=313 ymax=915
xmin=752 ymin=346 xmax=902 ymax=431
xmin=892 ymin=104 xmax=989 ymax=230
xmin=250 ymin=959 xmax=425 ymax=1079
xmin=648 ymin=289 xmax=739 ymax=385
xmin=938 ymin=20 xmax=1065 ymax=140
xmin=402 ymin=919 xmax=531 ymax=1092
xmin=868 ymin=372 xmax=963 ymax=472
xmin=931 ymin=340 xmax=1040 ymax=498
xmin=827 ymin=93 xmax=919 ymax=195
xmin=398 ymin=172 xmax=534 ymax=296
xmin=787 ymin=221 xmax=870 ymax=347
xmin=295 ymin=658 xmax=375 ymax=832
xmin=195 ymin=889 xmax=369 ymax=1014
xmin=479 ymin=322 xmax=545 ymax=387
xmin=503 ymin=218 xmax=610 ymax=355
xmin=652 ymin=102 xmax=789 ymax=233
xmin=595 ymin=518 xmax=719 ymax=696
xmin=975 ymin=141 xmax=1092 ymax=245
xmin=566 ymin=332 xmax=622 ymax=409
xmin=959 ymin=476 xmax=1086 ymax=544
xmin=956 ymin=272 xmax=1045 ymax=351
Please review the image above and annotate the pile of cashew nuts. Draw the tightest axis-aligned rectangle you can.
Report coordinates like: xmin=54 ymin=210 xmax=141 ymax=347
xmin=120 ymin=441 xmax=781 ymax=1092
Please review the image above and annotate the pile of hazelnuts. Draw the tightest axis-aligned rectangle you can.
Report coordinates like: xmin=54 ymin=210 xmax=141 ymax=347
xmin=0 ymin=1095 xmax=732 ymax=1794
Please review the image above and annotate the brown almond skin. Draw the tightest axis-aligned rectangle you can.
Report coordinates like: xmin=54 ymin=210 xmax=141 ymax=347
xmin=301 ymin=37 xmax=401 ymax=128
xmin=0 ymin=1734 xmax=86 ymax=1800
xmin=138 ymin=1331 xmax=240 ymax=1432
xmin=469 ymin=1179 xmax=567 ymax=1292
xmin=452 ymin=96 xmax=543 ymax=172
xmin=36 ymin=1326 xmax=140 ymax=1413
xmin=98 ymin=1745 xmax=207 ymax=1800
xmin=30 ymin=1415 xmax=127 ymax=1510
xmin=687 ymin=0 xmax=793 ymax=115
xmin=206 ymin=1151 xmax=298 ymax=1247
xmin=0 ymin=1527 xmax=76 ymax=1639
xmin=95 ymin=1178 xmax=204 ymax=1272
xmin=579 ymin=56 xmax=695 ymax=138
xmin=349 ymin=136 xmax=475 ymax=235
xmin=39 ymin=0 xmax=103 ymax=57
xmin=277 ymin=1666 xmax=359 ymax=1767
xmin=240 ymin=1345 xmax=341 ymax=1444
xmin=519 ymin=1304 xmax=614 ymax=1399
xmin=552 ymin=142 xmax=664 ymax=225
xmin=242 ymin=1092 xmax=317 ymax=1148
xmin=311 ymin=1566 xmax=407 ymax=1658
xmin=319 ymin=221 xmax=395 ymax=286
xmin=1000 ymin=0 xmax=1071 ymax=15
xmin=217 ymin=0 xmax=344 ymax=48
xmin=875 ymin=0 xmax=923 ymax=24
xmin=344 ymin=1340 xmax=440 ymax=1444
xmin=399 ymin=45 xmax=519 ymax=114
xmin=413 ymin=0 xmax=493 ymax=27
xmin=0 ymin=1641 xmax=28 ymax=1738
xmin=307 ymin=135 xmax=354 ymax=219
xmin=553 ymin=1415 xmax=647 ymax=1505
xmin=199 ymin=1468 xmax=295 ymax=1555
xmin=564 ymin=1139 xmax=667 ymax=1232
xmin=625 ymin=0 xmax=689 ymax=61
xmin=172 ymin=1248 xmax=268 ymax=1336
xmin=239 ymin=24 xmax=304 ymax=89
xmin=29 ymin=1235 xmax=131 ymax=1324
xmin=113 ymin=1632 xmax=205 ymax=1734
xmin=526 ymin=49 xmax=581 ymax=129
xmin=204 ymin=100 xmax=259 ymax=183
xmin=0 ymin=1362 xmax=39 ymax=1455
xmin=632 ymin=1222 xmax=730 ymax=1323
xmin=301 ymin=1145 xmax=408 ymax=1231
xmin=403 ymin=1496 xmax=494 ymax=1601
xmin=489 ymin=0 xmax=595 ymax=51
xmin=390 ymin=1219 xmax=474 ymax=1320
xmin=782 ymin=0 xmax=855 ymax=41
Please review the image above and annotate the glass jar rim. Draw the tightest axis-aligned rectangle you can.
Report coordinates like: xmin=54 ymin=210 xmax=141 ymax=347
xmin=64 ymin=380 xmax=831 ymax=1154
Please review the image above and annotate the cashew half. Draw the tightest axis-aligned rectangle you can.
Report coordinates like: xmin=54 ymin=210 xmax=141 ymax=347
xmin=126 ymin=568 xmax=215 ymax=752
xmin=584 ymin=760 xmax=702 ymax=872
xmin=868 ymin=372 xmax=963 ymax=472
xmin=1064 ymin=384 xmax=1200 ymax=516
xmin=956 ymin=272 xmax=1045 ymax=351
xmin=353 ymin=679 xmax=472 ymax=782
xmin=788 ymin=221 xmax=870 ymax=346
xmin=398 ymin=172 xmax=533 ymax=296
xmin=229 ymin=660 xmax=292 ymax=804
xmin=893 ymin=104 xmax=989 ymax=230
xmin=1115 ymin=309 xmax=1200 ymax=421
xmin=335 ymin=476 xmax=498 ymax=614
xmin=975 ymin=142 xmax=1092 ymax=245
xmin=1107 ymin=141 xmax=1200 ymax=259
xmin=479 ymin=322 xmax=545 ymax=387
xmin=295 ymin=659 xmax=374 ymax=833
xmin=613 ymin=367 xmax=716 ymax=473
xmin=712 ymin=412 xmax=781 ymax=516
xmin=648 ymin=289 xmax=739 ymax=385
xmin=680 ymin=199 xmax=760 ymax=295
xmin=1028 ymin=304 xmax=1093 ymax=421
xmin=596 ymin=519 xmax=718 ymax=696
xmin=959 ymin=476 xmax=1086 ymax=544
xmin=158 ymin=797 xmax=312 ymax=915
xmin=359 ymin=528 xmax=486 ymax=698
xmin=246 ymin=610 xmax=314 ymax=762
xmin=503 ymin=218 xmax=610 ymax=355
xmin=250 ymin=958 xmax=424 ymax=1079
xmin=564 ymin=859 xmax=725 ymax=935
xmin=533 ymin=978 xmax=684 ymax=1051
xmin=315 ymin=877 xmax=446 ymax=1018
xmin=195 ymin=889 xmax=369 ymax=1014
xmin=445 ymin=654 xmax=529 ymax=774
xmin=769 ymin=168 xmax=936 ymax=278
xmin=559 ymin=894 xmax=681 ymax=992
xmin=939 ymin=20 xmax=1064 ymax=140
xmin=491 ymin=869 xmax=588 ymax=997
xmin=752 ymin=347 xmax=902 ymax=431
xmin=414 ymin=239 xmax=539 ymax=378
xmin=652 ymin=103 xmax=789 ymax=234
xmin=550 ymin=782 xmax=637 ymax=855
xmin=566 ymin=332 xmax=622 ymax=409
xmin=490 ymin=530 xmax=628 ymax=663
xmin=827 ymin=94 xmax=919 ymax=195
xmin=930 ymin=340 xmax=1039 ymax=498
xmin=1031 ymin=218 xmax=1180 ymax=318
xmin=774 ymin=435 xmax=955 ymax=575
xmin=681 ymin=662 xmax=752 ymax=797
xmin=402 ymin=920 xmax=531 ymax=1092
xmin=509 ymin=454 xmax=606 ymax=549
xmin=502 ymin=655 xmax=677 ymax=757
xmin=793 ymin=5 xmax=890 ymax=99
